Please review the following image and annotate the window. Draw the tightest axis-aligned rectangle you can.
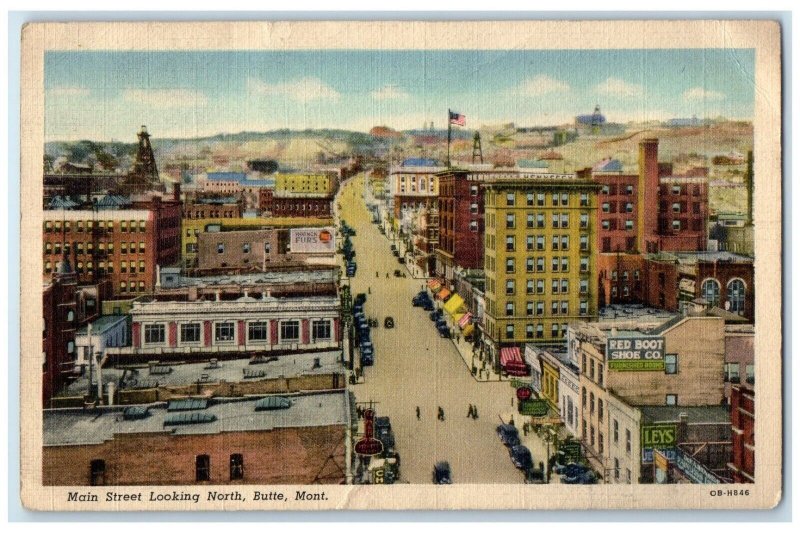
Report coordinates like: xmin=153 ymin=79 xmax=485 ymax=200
xmin=551 ymin=258 xmax=559 ymax=272
xmin=625 ymin=429 xmax=631 ymax=453
xmin=551 ymin=193 xmax=559 ymax=206
xmin=672 ymin=220 xmax=681 ymax=230
xmin=701 ymin=279 xmax=721 ymax=307
xmin=139 ymin=260 xmax=146 ymax=273
xmin=144 ymin=324 xmax=165 ymax=344
xmin=561 ymin=279 xmax=569 ymax=293
xmin=526 ymin=324 xmax=534 ymax=339
xmin=580 ymin=301 xmax=588 ymax=315
xmin=230 ymin=454 xmax=244 ymax=481
xmin=506 ymin=193 xmax=515 ymax=206
xmin=536 ymin=213 xmax=545 ymax=228
xmin=590 ymin=426 xmax=595 ymax=447
xmin=526 ymin=280 xmax=534 ymax=295
xmin=560 ymin=301 xmax=568 ymax=315
xmin=613 ymin=419 xmax=619 ymax=443
xmin=580 ymin=193 xmax=589 ymax=206
xmin=602 ymin=220 xmax=610 ymax=230
xmin=580 ymin=279 xmax=588 ymax=294
xmin=561 ymin=193 xmax=569 ymax=206
xmin=280 ymin=320 xmax=300 ymax=343
xmin=506 ymin=324 xmax=514 ymax=339
xmin=665 ymin=354 xmax=677 ymax=374
xmin=536 ymin=193 xmax=545 ymax=206
xmin=536 ymin=324 xmax=543 ymax=338
xmin=120 ymin=261 xmax=127 ymax=274
xmin=551 ymin=301 xmax=559 ymax=314
xmin=582 ymin=387 xmax=587 ymax=407
xmin=666 ymin=394 xmax=678 ymax=406
xmin=551 ymin=213 xmax=559 ymax=229
xmin=561 ymin=236 xmax=569 ymax=250
xmin=727 ymin=279 xmax=746 ymax=313
xmin=526 ymin=302 xmax=534 ymax=316
xmin=580 ymin=258 xmax=589 ymax=273
xmin=536 ymin=301 xmax=544 ymax=316
xmin=551 ymin=279 xmax=560 ymax=294
xmin=310 ymin=319 xmax=332 ymax=342
xmin=672 ymin=202 xmax=681 ymax=213
xmin=470 ymin=185 xmax=478 ymax=196
xmin=614 ymin=458 xmax=620 ymax=480
xmin=626 ymin=469 xmax=632 ymax=484
xmin=248 ymin=321 xmax=268 ymax=342
xmin=599 ymin=432 xmax=604 ymax=454
xmin=746 ymin=364 xmax=755 ymax=385
xmin=598 ymin=399 xmax=604 ymax=422
xmin=724 ymin=362 xmax=741 ymax=383
xmin=526 ymin=193 xmax=534 ymax=206
xmin=552 ymin=236 xmax=559 ymax=251
xmin=551 ymin=323 xmax=559 ymax=338
xmin=536 ymin=279 xmax=544 ymax=294
xmin=90 ymin=459 xmax=106 ymax=486
xmin=506 ymin=258 xmax=515 ymax=273
xmin=180 ymin=323 xmax=201 ymax=343
xmin=470 ymin=203 xmax=479 ymax=214
xmin=672 ymin=185 xmax=681 ymax=195
xmin=526 ymin=214 xmax=534 ymax=228
xmin=139 ymin=242 xmax=145 ymax=253
xmin=505 ymin=280 xmax=515 ymax=295
xmin=215 ymin=322 xmax=235 ymax=342
xmin=536 ymin=257 xmax=545 ymax=272
xmin=139 ymin=221 xmax=146 ymax=232
xmin=120 ymin=242 xmax=128 ymax=254
xmin=602 ymin=202 xmax=610 ymax=213
xmin=196 ymin=455 xmax=211 ymax=482
xmin=217 ymin=243 xmax=225 ymax=254
xmin=560 ymin=213 xmax=569 ymax=228
xmin=526 ymin=257 xmax=534 ymax=273
xmin=120 ymin=221 xmax=128 ymax=233
xmin=506 ymin=236 xmax=515 ymax=252
xmin=186 ymin=243 xmax=198 ymax=254
xmin=469 ymin=220 xmax=478 ymax=232
xmin=504 ymin=302 xmax=515 ymax=317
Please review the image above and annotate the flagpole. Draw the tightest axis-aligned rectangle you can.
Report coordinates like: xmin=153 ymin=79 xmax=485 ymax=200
xmin=447 ymin=109 xmax=452 ymax=168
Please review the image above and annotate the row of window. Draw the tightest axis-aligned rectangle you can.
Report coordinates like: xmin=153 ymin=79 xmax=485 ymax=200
xmin=503 ymin=277 xmax=590 ymax=296
xmin=119 ymin=281 xmax=147 ymax=293
xmin=661 ymin=184 xmax=704 ymax=196
xmin=43 ymin=261 xmax=146 ymax=275
xmin=504 ymin=299 xmax=590 ymax=317
xmin=44 ymin=241 xmax=146 ymax=255
xmin=499 ymin=192 xmax=590 ymax=208
xmin=600 ymin=184 xmax=635 ymax=196
xmin=89 ymin=454 xmax=246 ymax=485
xmin=502 ymin=212 xmax=590 ymax=230
xmin=503 ymin=322 xmax=571 ymax=339
xmin=505 ymin=256 xmax=573 ymax=274
xmin=142 ymin=319 xmax=333 ymax=345
xmin=601 ymin=219 xmax=635 ymax=231
xmin=701 ymin=278 xmax=747 ymax=312
xmin=724 ymin=362 xmax=755 ymax=384
xmin=44 ymin=220 xmax=147 ymax=233
xmin=601 ymin=202 xmax=635 ymax=214
xmin=184 ymin=210 xmax=239 ymax=219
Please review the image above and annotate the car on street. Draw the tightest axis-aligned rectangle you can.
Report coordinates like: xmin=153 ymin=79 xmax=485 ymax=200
xmin=392 ymin=250 xmax=400 ymax=257
xmin=384 ymin=317 xmax=394 ymax=329
xmin=398 ymin=257 xmax=406 ymax=264
xmin=422 ymin=300 xmax=435 ymax=311
xmin=393 ymin=269 xmax=403 ymax=277
xmin=436 ymin=323 xmax=451 ymax=338
xmin=509 ymin=445 xmax=533 ymax=470
xmin=496 ymin=424 xmax=521 ymax=447
xmin=390 ymin=244 xmax=397 ymax=251
xmin=433 ymin=461 xmax=452 ymax=484
xmin=429 ymin=309 xmax=443 ymax=321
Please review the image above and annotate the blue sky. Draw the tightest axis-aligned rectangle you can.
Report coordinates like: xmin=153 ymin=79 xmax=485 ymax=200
xmin=45 ymin=49 xmax=755 ymax=141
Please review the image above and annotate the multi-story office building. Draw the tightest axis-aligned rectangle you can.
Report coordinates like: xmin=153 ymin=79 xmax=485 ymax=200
xmin=43 ymin=195 xmax=182 ymax=297
xmin=482 ymin=174 xmax=600 ymax=358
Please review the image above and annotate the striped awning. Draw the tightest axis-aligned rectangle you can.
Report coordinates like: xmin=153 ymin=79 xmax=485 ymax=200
xmin=436 ymin=288 xmax=451 ymax=300
xmin=427 ymin=279 xmax=442 ymax=291
xmin=458 ymin=312 xmax=473 ymax=328
xmin=500 ymin=347 xmax=523 ymax=367
xmin=443 ymin=294 xmax=465 ymax=315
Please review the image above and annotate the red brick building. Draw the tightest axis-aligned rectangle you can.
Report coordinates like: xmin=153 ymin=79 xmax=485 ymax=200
xmin=43 ymin=196 xmax=182 ymax=298
xmin=593 ymin=138 xmax=709 ymax=254
xmin=435 ymin=168 xmax=487 ymax=281
xmin=183 ymin=196 xmax=243 ymax=220
xmin=597 ymin=252 xmax=645 ymax=306
xmin=270 ymin=192 xmax=333 ymax=217
xmin=42 ymin=270 xmax=77 ymax=405
xmin=43 ymin=392 xmax=349 ymax=485
xmin=728 ymin=385 xmax=755 ymax=483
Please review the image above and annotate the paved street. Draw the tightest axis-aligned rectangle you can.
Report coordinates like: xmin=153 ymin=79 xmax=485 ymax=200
xmin=338 ymin=176 xmax=524 ymax=484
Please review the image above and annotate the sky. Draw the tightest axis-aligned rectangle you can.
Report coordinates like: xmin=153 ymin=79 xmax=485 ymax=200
xmin=44 ymin=49 xmax=755 ymax=142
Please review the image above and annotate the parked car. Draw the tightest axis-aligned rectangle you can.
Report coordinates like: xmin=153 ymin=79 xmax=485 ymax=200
xmin=496 ymin=424 xmax=521 ymax=447
xmin=392 ymin=250 xmax=400 ymax=257
xmin=433 ymin=461 xmax=452 ymax=484
xmin=429 ymin=309 xmax=443 ymax=321
xmin=509 ymin=445 xmax=533 ymax=470
xmin=384 ymin=317 xmax=395 ymax=329
xmin=436 ymin=323 xmax=451 ymax=338
xmin=398 ymin=257 xmax=406 ymax=264
xmin=390 ymin=244 xmax=397 ymax=251
xmin=354 ymin=293 xmax=367 ymax=306
xmin=422 ymin=300 xmax=435 ymax=311
xmin=393 ymin=269 xmax=403 ymax=277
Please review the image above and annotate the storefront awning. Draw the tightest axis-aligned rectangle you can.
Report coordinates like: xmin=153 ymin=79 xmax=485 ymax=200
xmin=436 ymin=288 xmax=451 ymax=300
xmin=458 ymin=312 xmax=473 ymax=328
xmin=427 ymin=279 xmax=442 ymax=291
xmin=443 ymin=294 xmax=465 ymax=315
xmin=500 ymin=347 xmax=529 ymax=376
xmin=462 ymin=324 xmax=475 ymax=337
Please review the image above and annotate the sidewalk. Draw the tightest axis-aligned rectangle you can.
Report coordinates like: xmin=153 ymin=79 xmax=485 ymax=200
xmin=450 ymin=331 xmax=506 ymax=383
xmin=497 ymin=408 xmax=563 ymax=485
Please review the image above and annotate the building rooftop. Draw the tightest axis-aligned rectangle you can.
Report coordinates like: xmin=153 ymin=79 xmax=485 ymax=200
xmin=592 ymin=158 xmax=623 ymax=173
xmin=400 ymin=158 xmax=442 ymax=167
xmin=647 ymin=251 xmax=754 ymax=265
xmin=160 ymin=268 xmax=338 ymax=289
xmin=598 ymin=304 xmax=678 ymax=325
xmin=639 ymin=405 xmax=731 ymax=425
xmin=61 ymin=350 xmax=344 ymax=398
xmin=44 ymin=390 xmax=349 ymax=446
xmin=75 ymin=315 xmax=129 ymax=337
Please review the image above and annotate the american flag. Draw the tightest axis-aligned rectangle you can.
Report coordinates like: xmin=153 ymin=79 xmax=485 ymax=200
xmin=449 ymin=110 xmax=466 ymax=126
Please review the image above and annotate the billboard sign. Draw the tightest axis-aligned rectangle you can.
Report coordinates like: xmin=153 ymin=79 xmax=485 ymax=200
xmin=641 ymin=424 xmax=677 ymax=448
xmin=289 ymin=227 xmax=336 ymax=254
xmin=607 ymin=336 xmax=666 ymax=371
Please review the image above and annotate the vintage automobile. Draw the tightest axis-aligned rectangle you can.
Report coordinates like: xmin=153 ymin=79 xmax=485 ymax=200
xmin=433 ymin=461 xmax=452 ymax=484
xmin=384 ymin=316 xmax=395 ymax=329
xmin=496 ymin=424 xmax=521 ymax=447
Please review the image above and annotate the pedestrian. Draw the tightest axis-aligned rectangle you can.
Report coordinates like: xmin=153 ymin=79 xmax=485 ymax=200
xmin=438 ymin=407 xmax=445 ymax=421
xmin=509 ymin=415 xmax=515 ymax=427
xmin=467 ymin=405 xmax=473 ymax=418
xmin=523 ymin=423 xmax=529 ymax=436
xmin=368 ymin=287 xmax=371 ymax=294
xmin=416 ymin=406 xmax=421 ymax=420
xmin=376 ymin=271 xmax=379 ymax=277
xmin=386 ymin=273 xmax=389 ymax=278
xmin=472 ymin=405 xmax=479 ymax=419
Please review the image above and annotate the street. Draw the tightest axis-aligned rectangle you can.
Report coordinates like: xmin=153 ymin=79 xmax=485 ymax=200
xmin=338 ymin=175 xmax=524 ymax=484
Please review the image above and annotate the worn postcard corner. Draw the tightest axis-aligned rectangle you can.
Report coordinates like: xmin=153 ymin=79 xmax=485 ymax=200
xmin=19 ymin=19 xmax=782 ymax=512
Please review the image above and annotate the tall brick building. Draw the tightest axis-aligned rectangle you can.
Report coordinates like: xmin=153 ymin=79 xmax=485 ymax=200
xmin=728 ymin=385 xmax=755 ymax=483
xmin=43 ymin=195 xmax=182 ymax=298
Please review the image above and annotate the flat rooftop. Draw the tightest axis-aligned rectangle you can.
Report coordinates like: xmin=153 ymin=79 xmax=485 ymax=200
xmin=44 ymin=390 xmax=349 ymax=446
xmin=647 ymin=251 xmax=754 ymax=264
xmin=62 ymin=350 xmax=344 ymax=397
xmin=599 ymin=304 xmax=678 ymax=325
xmin=75 ymin=315 xmax=129 ymax=336
xmin=161 ymin=268 xmax=338 ymax=288
xmin=639 ymin=405 xmax=731 ymax=425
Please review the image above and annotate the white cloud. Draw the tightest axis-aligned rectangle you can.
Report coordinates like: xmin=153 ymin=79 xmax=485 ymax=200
xmin=247 ymin=77 xmax=341 ymax=103
xmin=511 ymin=75 xmax=571 ymax=97
xmin=683 ymin=87 xmax=726 ymax=101
xmin=47 ymin=86 xmax=91 ymax=98
xmin=370 ymin=85 xmax=410 ymax=100
xmin=595 ymin=77 xmax=643 ymax=98
xmin=121 ymin=88 xmax=208 ymax=108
